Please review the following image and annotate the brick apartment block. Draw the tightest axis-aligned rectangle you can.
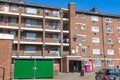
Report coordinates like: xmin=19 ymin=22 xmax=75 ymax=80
xmin=0 ymin=0 xmax=120 ymax=79
xmin=0 ymin=34 xmax=14 ymax=80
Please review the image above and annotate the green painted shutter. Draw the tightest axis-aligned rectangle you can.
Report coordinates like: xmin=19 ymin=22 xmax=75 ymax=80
xmin=36 ymin=59 xmax=53 ymax=78
xmin=14 ymin=59 xmax=34 ymax=79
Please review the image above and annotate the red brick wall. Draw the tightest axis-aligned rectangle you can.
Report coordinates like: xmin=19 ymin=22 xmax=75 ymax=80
xmin=0 ymin=39 xmax=13 ymax=80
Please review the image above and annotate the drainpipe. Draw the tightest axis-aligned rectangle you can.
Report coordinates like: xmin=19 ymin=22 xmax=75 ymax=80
xmin=0 ymin=67 xmax=5 ymax=80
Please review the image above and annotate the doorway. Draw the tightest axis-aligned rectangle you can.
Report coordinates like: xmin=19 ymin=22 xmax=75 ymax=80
xmin=69 ymin=60 xmax=82 ymax=72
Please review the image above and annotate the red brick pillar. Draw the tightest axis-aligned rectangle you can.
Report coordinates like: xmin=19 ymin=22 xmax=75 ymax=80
xmin=0 ymin=34 xmax=14 ymax=80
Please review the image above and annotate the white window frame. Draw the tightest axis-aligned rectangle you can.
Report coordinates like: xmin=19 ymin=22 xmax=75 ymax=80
xmin=81 ymin=46 xmax=87 ymax=53
xmin=106 ymin=28 xmax=113 ymax=33
xmin=75 ymin=24 xmax=78 ymax=29
xmin=25 ymin=46 xmax=36 ymax=53
xmin=118 ymin=37 xmax=120 ymax=43
xmin=80 ymin=14 xmax=85 ymax=19
xmin=117 ymin=27 xmax=120 ymax=33
xmin=81 ymin=24 xmax=86 ymax=30
xmin=108 ymin=60 xmax=114 ymax=67
xmin=95 ymin=59 xmax=101 ymax=66
xmin=105 ymin=17 xmax=112 ymax=23
xmin=53 ymin=10 xmax=59 ymax=17
xmin=107 ymin=38 xmax=114 ymax=44
xmin=107 ymin=49 xmax=114 ymax=55
xmin=91 ymin=16 xmax=99 ymax=22
xmin=81 ymin=35 xmax=86 ymax=41
xmin=84 ymin=59 xmax=89 ymax=65
xmin=93 ymin=49 xmax=100 ymax=54
xmin=92 ymin=37 xmax=100 ymax=43
xmin=45 ymin=9 xmax=49 ymax=13
xmin=26 ymin=33 xmax=36 ymax=39
xmin=92 ymin=26 xmax=99 ymax=33
xmin=26 ymin=7 xmax=37 ymax=14
xmin=11 ymin=5 xmax=18 ymax=10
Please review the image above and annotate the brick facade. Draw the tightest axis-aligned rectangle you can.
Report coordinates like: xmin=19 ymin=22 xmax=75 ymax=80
xmin=0 ymin=34 xmax=13 ymax=80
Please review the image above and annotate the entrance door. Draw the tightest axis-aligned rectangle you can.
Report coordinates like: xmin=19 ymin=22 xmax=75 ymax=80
xmin=69 ymin=60 xmax=82 ymax=72
xmin=14 ymin=59 xmax=53 ymax=79
xmin=4 ymin=3 xmax=9 ymax=12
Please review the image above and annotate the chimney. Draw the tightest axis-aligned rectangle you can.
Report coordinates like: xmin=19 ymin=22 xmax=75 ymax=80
xmin=19 ymin=0 xmax=24 ymax=3
xmin=91 ymin=7 xmax=98 ymax=13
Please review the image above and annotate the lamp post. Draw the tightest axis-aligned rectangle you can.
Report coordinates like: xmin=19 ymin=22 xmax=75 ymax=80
xmin=101 ymin=53 xmax=106 ymax=68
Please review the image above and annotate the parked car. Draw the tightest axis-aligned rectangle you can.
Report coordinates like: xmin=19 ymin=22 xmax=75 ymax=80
xmin=95 ymin=68 xmax=120 ymax=80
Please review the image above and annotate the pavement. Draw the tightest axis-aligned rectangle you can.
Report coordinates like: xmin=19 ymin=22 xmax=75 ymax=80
xmin=52 ymin=72 xmax=95 ymax=80
xmin=13 ymin=72 xmax=95 ymax=80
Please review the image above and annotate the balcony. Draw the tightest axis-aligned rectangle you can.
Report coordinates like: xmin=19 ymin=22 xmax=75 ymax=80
xmin=62 ymin=51 xmax=69 ymax=56
xmin=0 ymin=8 xmax=19 ymax=16
xmin=44 ymin=51 xmax=60 ymax=56
xmin=20 ymin=37 xmax=42 ymax=42
xmin=45 ymin=38 xmax=60 ymax=43
xmin=0 ymin=22 xmax=19 ymax=29
xmin=12 ymin=50 xmax=42 ymax=56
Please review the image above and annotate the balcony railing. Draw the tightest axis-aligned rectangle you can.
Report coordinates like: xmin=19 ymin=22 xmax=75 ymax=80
xmin=22 ymin=23 xmax=43 ymax=29
xmin=12 ymin=50 xmax=42 ymax=56
xmin=0 ymin=22 xmax=19 ymax=27
xmin=62 ymin=51 xmax=69 ymax=56
xmin=45 ymin=38 xmax=60 ymax=43
xmin=44 ymin=51 xmax=60 ymax=56
xmin=20 ymin=37 xmax=42 ymax=42
xmin=45 ymin=25 xmax=60 ymax=30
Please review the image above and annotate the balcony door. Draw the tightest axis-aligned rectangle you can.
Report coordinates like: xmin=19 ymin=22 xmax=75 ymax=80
xmin=3 ymin=16 xmax=8 ymax=26
xmin=4 ymin=3 xmax=9 ymax=12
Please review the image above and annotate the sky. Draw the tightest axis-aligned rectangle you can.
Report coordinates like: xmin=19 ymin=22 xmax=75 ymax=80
xmin=25 ymin=0 xmax=120 ymax=15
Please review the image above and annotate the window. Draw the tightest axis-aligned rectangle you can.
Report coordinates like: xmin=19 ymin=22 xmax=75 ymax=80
xmin=91 ymin=16 xmax=99 ymax=21
xmin=80 ymin=14 xmax=85 ymax=19
xmin=26 ymin=7 xmax=37 ymax=14
xmin=10 ymin=31 xmax=16 ymax=37
xmin=81 ymin=35 xmax=86 ymax=41
xmin=75 ymin=24 xmax=78 ymax=29
xmin=76 ymin=46 xmax=79 ymax=53
xmin=84 ymin=59 xmax=89 ymax=65
xmin=117 ymin=18 xmax=120 ymax=23
xmin=45 ymin=9 xmax=49 ymax=13
xmin=26 ymin=33 xmax=36 ymax=39
xmin=95 ymin=59 xmax=101 ymax=66
xmin=106 ymin=17 xmax=112 ymax=23
xmin=10 ymin=18 xmax=17 ymax=24
xmin=11 ymin=5 xmax=18 ymax=10
xmin=26 ymin=19 xmax=37 ymax=26
xmin=92 ymin=26 xmax=99 ymax=33
xmin=53 ymin=34 xmax=59 ymax=39
xmin=45 ymin=21 xmax=49 ymax=26
xmin=92 ymin=37 xmax=100 ymax=43
xmin=25 ymin=46 xmax=36 ymax=53
xmin=106 ymin=28 xmax=113 ymax=33
xmin=118 ymin=37 xmax=120 ymax=43
xmin=93 ymin=49 xmax=100 ymax=54
xmin=81 ymin=46 xmax=86 ymax=53
xmin=107 ymin=38 xmax=114 ymax=44
xmin=81 ymin=24 xmax=86 ymax=30
xmin=45 ymin=34 xmax=49 ymax=38
xmin=117 ymin=27 xmax=120 ymax=33
xmin=108 ymin=60 xmax=114 ymax=67
xmin=107 ymin=49 xmax=114 ymax=55
xmin=53 ymin=10 xmax=59 ymax=17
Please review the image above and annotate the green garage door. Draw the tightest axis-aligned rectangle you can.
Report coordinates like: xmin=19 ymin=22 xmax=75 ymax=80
xmin=14 ymin=59 xmax=53 ymax=79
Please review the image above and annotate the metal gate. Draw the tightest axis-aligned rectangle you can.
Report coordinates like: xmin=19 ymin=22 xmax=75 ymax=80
xmin=14 ymin=59 xmax=53 ymax=79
